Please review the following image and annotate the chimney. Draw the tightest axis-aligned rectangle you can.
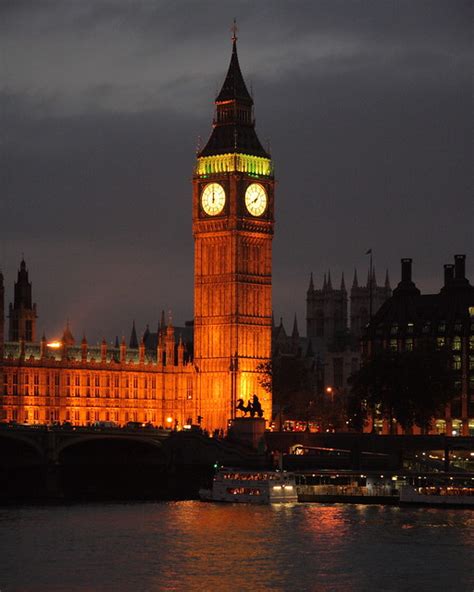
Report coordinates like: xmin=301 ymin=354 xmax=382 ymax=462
xmin=401 ymin=258 xmax=412 ymax=283
xmin=454 ymin=254 xmax=466 ymax=280
xmin=444 ymin=264 xmax=454 ymax=286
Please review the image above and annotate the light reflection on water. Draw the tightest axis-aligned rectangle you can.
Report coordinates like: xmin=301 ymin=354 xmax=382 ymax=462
xmin=0 ymin=502 xmax=472 ymax=592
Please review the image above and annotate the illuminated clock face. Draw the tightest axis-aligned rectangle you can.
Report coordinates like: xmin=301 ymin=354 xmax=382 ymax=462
xmin=245 ymin=183 xmax=267 ymax=216
xmin=201 ymin=183 xmax=226 ymax=216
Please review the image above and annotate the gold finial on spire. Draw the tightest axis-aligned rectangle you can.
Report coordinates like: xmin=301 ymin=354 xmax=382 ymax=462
xmin=231 ymin=18 xmax=238 ymax=42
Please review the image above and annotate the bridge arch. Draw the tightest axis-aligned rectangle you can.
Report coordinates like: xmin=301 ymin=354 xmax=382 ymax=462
xmin=56 ymin=434 xmax=163 ymax=458
xmin=0 ymin=430 xmax=44 ymax=464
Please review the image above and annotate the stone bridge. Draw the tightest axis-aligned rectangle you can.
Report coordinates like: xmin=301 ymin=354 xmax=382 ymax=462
xmin=0 ymin=424 xmax=170 ymax=465
xmin=0 ymin=424 xmax=266 ymax=500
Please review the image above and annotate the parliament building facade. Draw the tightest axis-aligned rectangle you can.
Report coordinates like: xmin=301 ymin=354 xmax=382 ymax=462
xmin=0 ymin=37 xmax=273 ymax=432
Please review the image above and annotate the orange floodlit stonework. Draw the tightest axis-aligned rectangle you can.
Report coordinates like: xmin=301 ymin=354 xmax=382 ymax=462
xmin=0 ymin=37 xmax=273 ymax=432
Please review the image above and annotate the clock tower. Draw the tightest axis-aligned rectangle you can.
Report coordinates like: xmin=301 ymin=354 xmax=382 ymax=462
xmin=193 ymin=34 xmax=274 ymax=431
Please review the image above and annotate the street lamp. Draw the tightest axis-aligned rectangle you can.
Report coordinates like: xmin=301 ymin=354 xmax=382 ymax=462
xmin=326 ymin=386 xmax=334 ymax=404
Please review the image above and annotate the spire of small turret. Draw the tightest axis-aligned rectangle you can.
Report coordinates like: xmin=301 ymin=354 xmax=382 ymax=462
xmin=308 ymin=272 xmax=314 ymax=292
xmin=129 ymin=320 xmax=138 ymax=349
xmin=323 ymin=273 xmax=327 ymax=290
xmin=340 ymin=272 xmax=346 ymax=292
xmin=114 ymin=335 xmax=119 ymax=348
xmin=292 ymin=314 xmax=299 ymax=339
xmin=327 ymin=270 xmax=333 ymax=290
xmin=143 ymin=323 xmax=150 ymax=346
xmin=385 ymin=268 xmax=391 ymax=289
xmin=352 ymin=268 xmax=358 ymax=289
xmin=62 ymin=320 xmax=74 ymax=346
xmin=81 ymin=333 xmax=87 ymax=346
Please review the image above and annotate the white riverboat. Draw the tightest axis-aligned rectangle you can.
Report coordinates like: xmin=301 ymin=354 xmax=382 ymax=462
xmin=199 ymin=469 xmax=298 ymax=504
xmin=399 ymin=483 xmax=474 ymax=507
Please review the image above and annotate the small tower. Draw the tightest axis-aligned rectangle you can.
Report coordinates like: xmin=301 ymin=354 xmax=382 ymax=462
xmin=8 ymin=259 xmax=37 ymax=342
xmin=306 ymin=271 xmax=347 ymax=351
xmin=81 ymin=334 xmax=88 ymax=362
xmin=177 ymin=335 xmax=184 ymax=366
xmin=40 ymin=332 xmax=47 ymax=359
xmin=120 ymin=336 xmax=127 ymax=363
xmin=165 ymin=314 xmax=175 ymax=366
xmin=101 ymin=337 xmax=107 ymax=363
xmin=129 ymin=321 xmax=138 ymax=349
xmin=0 ymin=269 xmax=4 ymax=358
xmin=62 ymin=322 xmax=75 ymax=347
xmin=350 ymin=262 xmax=392 ymax=339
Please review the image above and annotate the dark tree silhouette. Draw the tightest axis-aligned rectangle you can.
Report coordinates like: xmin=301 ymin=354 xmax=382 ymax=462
xmin=348 ymin=345 xmax=456 ymax=433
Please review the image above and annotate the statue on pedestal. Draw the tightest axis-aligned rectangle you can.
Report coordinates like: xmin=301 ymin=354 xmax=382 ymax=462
xmin=236 ymin=394 xmax=264 ymax=418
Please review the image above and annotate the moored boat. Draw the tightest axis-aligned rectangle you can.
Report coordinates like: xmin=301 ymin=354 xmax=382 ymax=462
xmin=399 ymin=483 xmax=474 ymax=507
xmin=199 ymin=468 xmax=298 ymax=504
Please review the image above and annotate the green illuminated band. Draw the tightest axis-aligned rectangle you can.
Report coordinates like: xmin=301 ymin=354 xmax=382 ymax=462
xmin=196 ymin=153 xmax=273 ymax=177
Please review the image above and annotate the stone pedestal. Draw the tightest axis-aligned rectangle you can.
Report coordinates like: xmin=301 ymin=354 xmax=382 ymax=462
xmin=228 ymin=417 xmax=266 ymax=450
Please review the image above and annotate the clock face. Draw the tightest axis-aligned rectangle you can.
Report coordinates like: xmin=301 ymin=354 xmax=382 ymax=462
xmin=201 ymin=183 xmax=226 ymax=216
xmin=245 ymin=183 xmax=267 ymax=216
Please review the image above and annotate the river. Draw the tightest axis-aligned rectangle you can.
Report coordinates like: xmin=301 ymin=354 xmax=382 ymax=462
xmin=1 ymin=502 xmax=472 ymax=591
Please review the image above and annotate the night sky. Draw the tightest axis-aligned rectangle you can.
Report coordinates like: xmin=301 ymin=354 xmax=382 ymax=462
xmin=2 ymin=1 xmax=472 ymax=343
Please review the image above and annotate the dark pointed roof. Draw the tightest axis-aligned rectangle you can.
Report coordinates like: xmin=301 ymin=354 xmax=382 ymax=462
xmin=129 ymin=321 xmax=138 ymax=349
xmin=340 ymin=272 xmax=346 ymax=292
xmin=352 ymin=268 xmax=359 ymax=288
xmin=292 ymin=314 xmax=299 ymax=339
xmin=62 ymin=321 xmax=75 ymax=346
xmin=198 ymin=38 xmax=269 ymax=159
xmin=216 ymin=39 xmax=252 ymax=103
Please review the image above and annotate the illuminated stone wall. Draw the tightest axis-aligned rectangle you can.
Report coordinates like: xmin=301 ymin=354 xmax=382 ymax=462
xmin=0 ymin=345 xmax=196 ymax=428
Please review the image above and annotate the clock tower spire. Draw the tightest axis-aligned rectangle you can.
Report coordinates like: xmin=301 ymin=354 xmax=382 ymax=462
xmin=193 ymin=33 xmax=274 ymax=431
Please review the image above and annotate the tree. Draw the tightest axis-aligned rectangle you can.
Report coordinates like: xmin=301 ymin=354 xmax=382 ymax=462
xmin=348 ymin=345 xmax=456 ymax=433
xmin=257 ymin=354 xmax=318 ymax=423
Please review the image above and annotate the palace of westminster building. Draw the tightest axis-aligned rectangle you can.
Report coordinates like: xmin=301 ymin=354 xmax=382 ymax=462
xmin=1 ymin=37 xmax=473 ymax=435
xmin=0 ymin=37 xmax=274 ymax=432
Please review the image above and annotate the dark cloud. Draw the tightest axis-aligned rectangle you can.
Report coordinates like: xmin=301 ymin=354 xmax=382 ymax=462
xmin=1 ymin=0 xmax=472 ymax=341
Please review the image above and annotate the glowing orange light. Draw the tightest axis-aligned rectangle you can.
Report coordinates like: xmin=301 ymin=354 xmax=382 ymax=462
xmin=326 ymin=386 xmax=333 ymax=394
xmin=47 ymin=341 xmax=62 ymax=349
xmin=166 ymin=416 xmax=173 ymax=424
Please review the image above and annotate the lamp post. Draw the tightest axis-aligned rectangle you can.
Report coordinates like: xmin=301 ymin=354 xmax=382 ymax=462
xmin=326 ymin=386 xmax=334 ymax=404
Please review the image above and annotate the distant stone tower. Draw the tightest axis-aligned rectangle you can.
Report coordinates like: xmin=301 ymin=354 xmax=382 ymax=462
xmin=306 ymin=271 xmax=347 ymax=349
xmin=350 ymin=268 xmax=391 ymax=339
xmin=8 ymin=259 xmax=37 ymax=342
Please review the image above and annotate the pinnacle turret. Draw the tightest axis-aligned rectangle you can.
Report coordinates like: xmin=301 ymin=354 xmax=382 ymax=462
xmin=292 ymin=314 xmax=299 ymax=339
xmin=62 ymin=321 xmax=74 ymax=346
xmin=129 ymin=320 xmax=138 ymax=349
xmin=327 ymin=270 xmax=333 ymax=290
xmin=352 ymin=268 xmax=359 ymax=289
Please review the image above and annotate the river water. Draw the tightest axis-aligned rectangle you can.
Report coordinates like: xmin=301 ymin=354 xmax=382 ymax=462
xmin=0 ymin=502 xmax=472 ymax=592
